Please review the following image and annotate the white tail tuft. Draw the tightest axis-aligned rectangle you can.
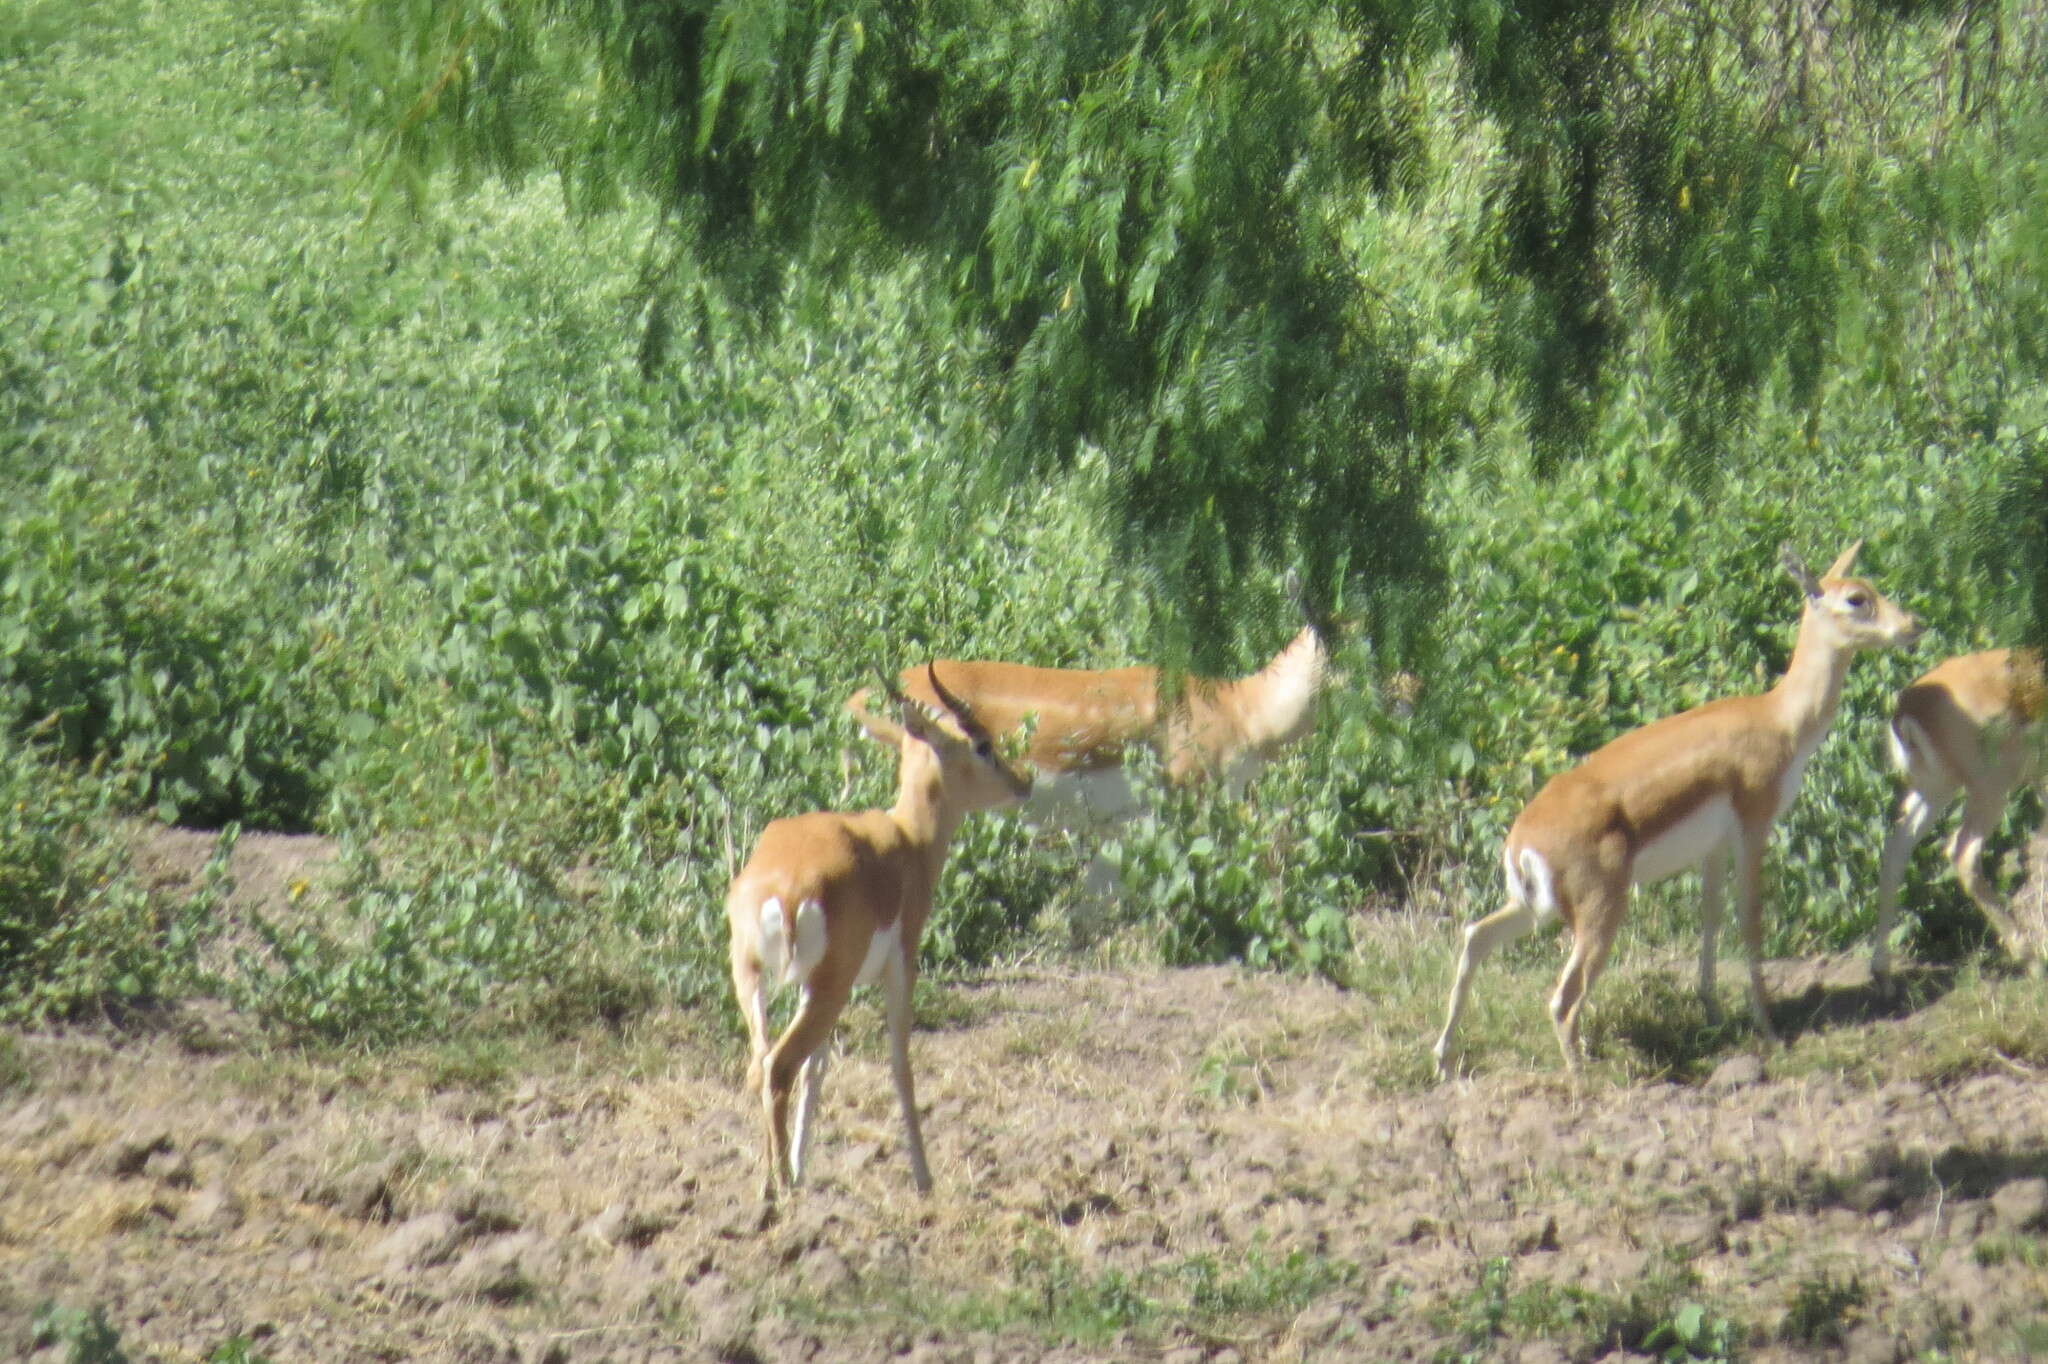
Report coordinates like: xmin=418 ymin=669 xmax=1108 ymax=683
xmin=791 ymin=898 xmax=828 ymax=986
xmin=1245 ymin=627 xmax=1328 ymax=746
xmin=756 ymin=896 xmax=831 ymax=990
xmin=1887 ymin=713 xmax=1944 ymax=785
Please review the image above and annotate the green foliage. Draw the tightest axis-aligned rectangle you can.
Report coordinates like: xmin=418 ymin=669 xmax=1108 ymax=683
xmin=207 ymin=1340 xmax=275 ymax=1364
xmin=1974 ymin=1235 xmax=2048 ymax=1269
xmin=0 ymin=733 xmax=219 ymax=1022
xmin=29 ymin=1302 xmax=129 ymax=1364
xmin=0 ymin=1033 xmax=29 ymax=1092
xmin=931 ymin=1235 xmax=1351 ymax=1345
xmin=338 ymin=0 xmax=1465 ymax=655
xmin=1433 ymin=1255 xmax=1739 ymax=1363
xmin=1780 ymin=1270 xmax=1867 ymax=1346
xmin=1105 ymin=765 xmax=1358 ymax=978
xmin=226 ymin=841 xmax=583 ymax=1043
xmin=338 ymin=0 xmax=2048 ymax=653
xmin=1643 ymin=1302 xmax=1740 ymax=1362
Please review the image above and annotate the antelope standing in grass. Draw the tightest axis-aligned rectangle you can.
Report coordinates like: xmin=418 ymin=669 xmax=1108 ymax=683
xmin=1873 ymin=647 xmax=2045 ymax=978
xmin=727 ymin=666 xmax=1031 ymax=1201
xmin=1433 ymin=542 xmax=1922 ymax=1079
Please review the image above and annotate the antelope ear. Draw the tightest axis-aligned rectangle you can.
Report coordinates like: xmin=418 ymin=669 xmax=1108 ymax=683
xmin=1779 ymin=543 xmax=1821 ymax=599
xmin=1824 ymin=539 xmax=1864 ymax=579
xmin=845 ymin=687 xmax=907 ymax=749
xmin=896 ymin=696 xmax=947 ymax=749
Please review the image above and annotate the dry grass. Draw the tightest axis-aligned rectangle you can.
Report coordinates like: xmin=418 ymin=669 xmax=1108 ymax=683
xmin=5 ymin=931 xmax=2047 ymax=1361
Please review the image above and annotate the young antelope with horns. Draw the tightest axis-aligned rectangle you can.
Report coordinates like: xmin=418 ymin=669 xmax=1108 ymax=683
xmin=727 ymin=665 xmax=1031 ymax=1201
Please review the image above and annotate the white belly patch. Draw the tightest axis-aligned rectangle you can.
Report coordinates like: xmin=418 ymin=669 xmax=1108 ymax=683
xmin=1632 ymin=797 xmax=1737 ymax=886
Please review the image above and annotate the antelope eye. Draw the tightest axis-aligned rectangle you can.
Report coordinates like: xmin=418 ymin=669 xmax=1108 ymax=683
xmin=1845 ymin=591 xmax=1870 ymax=610
xmin=974 ymin=739 xmax=993 ymax=760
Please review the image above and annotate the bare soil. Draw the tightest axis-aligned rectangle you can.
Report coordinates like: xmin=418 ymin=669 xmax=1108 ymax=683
xmin=3 ymin=832 xmax=2046 ymax=1363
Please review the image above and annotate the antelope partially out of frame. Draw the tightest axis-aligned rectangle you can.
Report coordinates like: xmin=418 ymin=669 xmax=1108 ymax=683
xmin=1433 ymin=542 xmax=1922 ymax=1079
xmin=726 ymin=665 xmax=1032 ymax=1201
xmin=1872 ymin=647 xmax=2046 ymax=977
xmin=845 ymin=625 xmax=1330 ymax=823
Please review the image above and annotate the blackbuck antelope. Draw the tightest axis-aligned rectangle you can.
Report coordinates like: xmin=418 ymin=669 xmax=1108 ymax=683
xmin=726 ymin=666 xmax=1032 ymax=1201
xmin=1433 ymin=542 xmax=1922 ymax=1079
xmin=845 ymin=625 xmax=1330 ymax=822
xmin=1873 ymin=648 xmax=2046 ymax=976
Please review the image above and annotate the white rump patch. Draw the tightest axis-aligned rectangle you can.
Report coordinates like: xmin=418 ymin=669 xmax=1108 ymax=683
xmin=1247 ymin=638 xmax=1324 ymax=741
xmin=758 ymin=897 xmax=789 ymax=986
xmin=1632 ymin=796 xmax=1737 ymax=887
xmin=789 ymin=899 xmax=828 ymax=988
xmin=1512 ymin=847 xmax=1561 ymax=926
xmin=1886 ymin=716 xmax=1916 ymax=777
xmin=758 ymin=896 xmax=829 ymax=991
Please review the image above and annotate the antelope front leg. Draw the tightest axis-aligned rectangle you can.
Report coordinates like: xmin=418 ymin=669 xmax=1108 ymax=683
xmin=1734 ymin=837 xmax=1781 ymax=1044
xmin=1697 ymin=850 xmax=1727 ymax=1024
xmin=883 ymin=950 xmax=933 ymax=1194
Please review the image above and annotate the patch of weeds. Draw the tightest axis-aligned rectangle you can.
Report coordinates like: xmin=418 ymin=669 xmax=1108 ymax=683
xmin=1643 ymin=1301 xmax=1739 ymax=1361
xmin=208 ymin=1338 xmax=276 ymax=1364
xmin=421 ymin=1037 xmax=515 ymax=1093
xmin=1193 ymin=1041 xmax=1270 ymax=1106
xmin=2016 ymin=1318 xmax=2048 ymax=1357
xmin=1432 ymin=1256 xmax=1516 ymax=1359
xmin=979 ymin=1244 xmax=1158 ymax=1343
xmin=1000 ymin=1017 xmax=1070 ymax=1061
xmin=801 ymin=1235 xmax=1354 ymax=1347
xmin=908 ymin=976 xmax=999 ymax=1032
xmin=1911 ymin=967 xmax=2048 ymax=1082
xmin=0 ymin=1032 xmax=33 ymax=1093
xmin=1431 ymin=1257 xmax=1619 ymax=1362
xmin=30 ymin=1301 xmax=130 ymax=1364
xmin=1771 ymin=963 xmax=2048 ymax=1087
xmin=1973 ymin=1235 xmax=2048 ymax=1269
xmin=1602 ymin=971 xmax=1747 ymax=1082
xmin=1432 ymin=1254 xmax=1739 ymax=1362
xmin=1780 ymin=1269 xmax=1865 ymax=1346
xmin=1175 ymin=1242 xmax=1351 ymax=1319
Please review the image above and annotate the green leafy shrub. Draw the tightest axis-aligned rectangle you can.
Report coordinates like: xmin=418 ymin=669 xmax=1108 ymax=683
xmin=0 ymin=734 xmax=218 ymax=1021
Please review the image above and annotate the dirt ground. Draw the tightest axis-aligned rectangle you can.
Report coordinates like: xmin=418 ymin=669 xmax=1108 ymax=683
xmin=3 ymin=832 xmax=2046 ymax=1363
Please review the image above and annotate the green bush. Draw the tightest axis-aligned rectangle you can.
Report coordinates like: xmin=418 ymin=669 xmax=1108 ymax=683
xmin=0 ymin=733 xmax=218 ymax=1022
